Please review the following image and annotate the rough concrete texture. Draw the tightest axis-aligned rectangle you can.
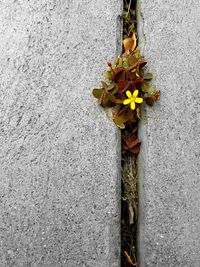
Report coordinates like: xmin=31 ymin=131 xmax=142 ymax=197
xmin=0 ymin=1 xmax=122 ymax=266
xmin=137 ymin=0 xmax=200 ymax=266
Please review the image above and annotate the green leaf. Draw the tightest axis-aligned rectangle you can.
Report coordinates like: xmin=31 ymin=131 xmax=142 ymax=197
xmin=142 ymin=83 xmax=157 ymax=95
xmin=101 ymin=92 xmax=110 ymax=107
xmin=106 ymin=83 xmax=116 ymax=91
xmin=127 ymin=55 xmax=137 ymax=66
xmin=123 ymin=59 xmax=129 ymax=67
xmin=134 ymin=48 xmax=141 ymax=60
xmin=128 ymin=24 xmax=135 ymax=35
xmin=113 ymin=107 xmax=133 ymax=129
xmin=113 ymin=115 xmax=125 ymax=129
xmin=143 ymin=72 xmax=153 ymax=80
xmin=101 ymin=81 xmax=108 ymax=88
xmin=110 ymin=86 xmax=118 ymax=95
xmin=105 ymin=70 xmax=112 ymax=80
xmin=92 ymin=89 xmax=103 ymax=99
xmin=149 ymin=85 xmax=157 ymax=94
xmin=100 ymin=82 xmax=117 ymax=94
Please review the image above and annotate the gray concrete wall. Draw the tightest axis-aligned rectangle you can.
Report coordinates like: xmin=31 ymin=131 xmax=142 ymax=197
xmin=0 ymin=1 xmax=122 ymax=266
xmin=137 ymin=1 xmax=200 ymax=266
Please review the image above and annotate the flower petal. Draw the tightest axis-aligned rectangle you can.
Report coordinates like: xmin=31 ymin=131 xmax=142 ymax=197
xmin=130 ymin=101 xmax=136 ymax=110
xmin=126 ymin=90 xmax=132 ymax=98
xmin=135 ymin=97 xmax=143 ymax=104
xmin=123 ymin=99 xmax=132 ymax=105
xmin=136 ymin=72 xmax=140 ymax=78
xmin=133 ymin=90 xmax=139 ymax=98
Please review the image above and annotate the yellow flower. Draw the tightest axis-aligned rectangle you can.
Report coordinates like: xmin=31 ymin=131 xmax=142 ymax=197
xmin=123 ymin=90 xmax=143 ymax=110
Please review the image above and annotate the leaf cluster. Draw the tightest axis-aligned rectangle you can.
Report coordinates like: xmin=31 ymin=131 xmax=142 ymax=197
xmin=92 ymin=48 xmax=160 ymax=155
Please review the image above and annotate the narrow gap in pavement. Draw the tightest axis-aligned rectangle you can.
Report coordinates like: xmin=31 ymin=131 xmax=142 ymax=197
xmin=121 ymin=1 xmax=138 ymax=266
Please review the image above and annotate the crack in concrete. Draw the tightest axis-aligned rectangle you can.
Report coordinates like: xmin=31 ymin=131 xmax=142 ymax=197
xmin=136 ymin=0 xmax=146 ymax=55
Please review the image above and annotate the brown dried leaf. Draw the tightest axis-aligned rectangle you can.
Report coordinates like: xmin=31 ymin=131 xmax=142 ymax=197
xmin=123 ymin=32 xmax=137 ymax=52
xmin=136 ymin=107 xmax=141 ymax=120
xmin=124 ymin=251 xmax=137 ymax=266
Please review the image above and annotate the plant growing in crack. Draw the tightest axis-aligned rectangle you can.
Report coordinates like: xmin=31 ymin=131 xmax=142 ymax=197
xmin=92 ymin=0 xmax=160 ymax=266
xmin=93 ymin=48 xmax=160 ymax=155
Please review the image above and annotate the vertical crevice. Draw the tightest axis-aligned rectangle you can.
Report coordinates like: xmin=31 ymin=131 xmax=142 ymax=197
xmin=121 ymin=2 xmax=139 ymax=267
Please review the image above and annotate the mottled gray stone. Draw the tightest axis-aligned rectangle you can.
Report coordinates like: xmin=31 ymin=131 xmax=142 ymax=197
xmin=0 ymin=1 xmax=122 ymax=266
xmin=137 ymin=1 xmax=200 ymax=266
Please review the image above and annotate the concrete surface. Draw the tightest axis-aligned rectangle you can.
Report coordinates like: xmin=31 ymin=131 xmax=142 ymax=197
xmin=0 ymin=1 xmax=122 ymax=266
xmin=137 ymin=0 xmax=200 ymax=266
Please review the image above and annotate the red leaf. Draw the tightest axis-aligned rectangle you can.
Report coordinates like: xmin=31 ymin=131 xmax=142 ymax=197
xmin=123 ymin=135 xmax=140 ymax=149
xmin=110 ymin=67 xmax=125 ymax=82
xmin=130 ymin=145 xmax=140 ymax=155
xmin=122 ymin=134 xmax=141 ymax=155
xmin=131 ymin=77 xmax=144 ymax=85
xmin=117 ymin=80 xmax=129 ymax=91
xmin=136 ymin=61 xmax=147 ymax=72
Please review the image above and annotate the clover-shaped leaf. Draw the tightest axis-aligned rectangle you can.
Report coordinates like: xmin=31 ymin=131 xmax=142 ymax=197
xmin=113 ymin=107 xmax=133 ymax=129
xmin=143 ymin=72 xmax=153 ymax=80
xmin=145 ymin=91 xmax=160 ymax=106
xmin=122 ymin=134 xmax=141 ymax=155
xmin=92 ymin=82 xmax=118 ymax=107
